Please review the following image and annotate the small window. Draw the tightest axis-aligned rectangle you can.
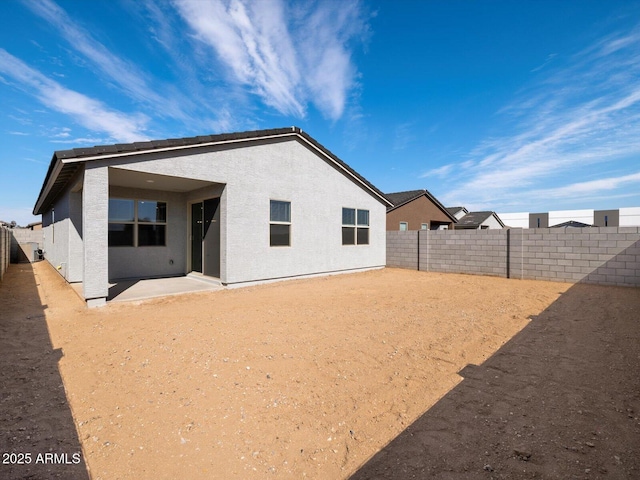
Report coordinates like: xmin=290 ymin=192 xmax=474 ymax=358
xmin=343 ymin=208 xmax=369 ymax=245
xmin=421 ymin=223 xmax=428 ymax=230
xmin=537 ymin=218 xmax=541 ymax=228
xmin=399 ymin=222 xmax=408 ymax=231
xmin=270 ymin=200 xmax=291 ymax=246
xmin=604 ymin=215 xmax=608 ymax=227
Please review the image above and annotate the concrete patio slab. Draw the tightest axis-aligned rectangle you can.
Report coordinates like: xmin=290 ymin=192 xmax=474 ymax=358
xmin=70 ymin=275 xmax=223 ymax=303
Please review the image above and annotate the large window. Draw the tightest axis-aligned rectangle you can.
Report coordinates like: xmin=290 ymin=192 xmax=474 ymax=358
xmin=270 ymin=200 xmax=291 ymax=246
xmin=108 ymin=198 xmax=166 ymax=247
xmin=342 ymin=207 xmax=369 ymax=245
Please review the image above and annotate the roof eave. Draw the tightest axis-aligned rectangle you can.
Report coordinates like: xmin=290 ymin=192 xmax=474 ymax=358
xmin=33 ymin=127 xmax=392 ymax=213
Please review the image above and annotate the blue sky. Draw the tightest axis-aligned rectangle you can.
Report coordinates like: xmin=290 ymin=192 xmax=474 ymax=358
xmin=1 ymin=0 xmax=639 ymax=226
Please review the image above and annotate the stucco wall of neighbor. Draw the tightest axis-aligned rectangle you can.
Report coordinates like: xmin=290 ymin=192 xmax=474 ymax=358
xmin=95 ymin=137 xmax=386 ymax=285
xmin=620 ymin=207 xmax=640 ymax=227
xmin=529 ymin=212 xmax=549 ymax=229
xmin=549 ymin=209 xmax=595 ymax=227
xmin=481 ymin=215 xmax=504 ymax=229
xmin=499 ymin=212 xmax=529 ymax=228
xmin=594 ymin=209 xmax=619 ymax=227
xmin=386 ymin=196 xmax=453 ymax=231
xmin=387 ymin=227 xmax=640 ymax=288
xmin=108 ymin=186 xmax=189 ymax=281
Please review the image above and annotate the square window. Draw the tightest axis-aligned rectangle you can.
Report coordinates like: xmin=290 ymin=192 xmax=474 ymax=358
xmin=399 ymin=222 xmax=408 ymax=231
xmin=138 ymin=224 xmax=166 ymax=246
xmin=108 ymin=223 xmax=134 ymax=246
xmin=270 ymin=200 xmax=291 ymax=223
xmin=342 ymin=227 xmax=355 ymax=245
xmin=138 ymin=201 xmax=166 ymax=223
xmin=342 ymin=208 xmax=355 ymax=225
xmin=109 ymin=199 xmax=134 ymax=222
xmin=343 ymin=208 xmax=369 ymax=245
xmin=357 ymin=227 xmax=369 ymax=245
xmin=108 ymin=198 xmax=167 ymax=247
xmin=270 ymin=224 xmax=290 ymax=246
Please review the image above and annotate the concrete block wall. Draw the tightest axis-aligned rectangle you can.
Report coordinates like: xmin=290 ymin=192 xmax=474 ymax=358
xmin=422 ymin=229 xmax=508 ymax=277
xmin=387 ymin=227 xmax=640 ymax=287
xmin=0 ymin=226 xmax=9 ymax=282
xmin=514 ymin=227 xmax=640 ymax=286
xmin=10 ymin=228 xmax=44 ymax=263
xmin=386 ymin=231 xmax=418 ymax=270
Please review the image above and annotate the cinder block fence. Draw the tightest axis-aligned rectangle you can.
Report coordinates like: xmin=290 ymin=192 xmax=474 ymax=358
xmin=387 ymin=227 xmax=640 ymax=287
xmin=0 ymin=226 xmax=10 ymax=282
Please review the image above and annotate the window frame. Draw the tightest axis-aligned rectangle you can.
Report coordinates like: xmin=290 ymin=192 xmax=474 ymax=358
xmin=421 ymin=223 xmax=428 ymax=230
xmin=342 ymin=207 xmax=370 ymax=246
xmin=269 ymin=199 xmax=291 ymax=247
xmin=108 ymin=198 xmax=167 ymax=247
xmin=399 ymin=222 xmax=408 ymax=231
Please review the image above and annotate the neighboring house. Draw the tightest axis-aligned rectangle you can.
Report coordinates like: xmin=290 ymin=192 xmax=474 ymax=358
xmin=33 ymin=127 xmax=391 ymax=307
xmin=385 ymin=189 xmax=457 ymax=231
xmin=446 ymin=206 xmax=468 ymax=221
xmin=455 ymin=211 xmax=505 ymax=229
xmin=26 ymin=221 xmax=42 ymax=230
xmin=550 ymin=220 xmax=594 ymax=228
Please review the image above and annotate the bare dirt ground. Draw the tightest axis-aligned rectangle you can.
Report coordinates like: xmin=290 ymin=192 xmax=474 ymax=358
xmin=1 ymin=262 xmax=638 ymax=479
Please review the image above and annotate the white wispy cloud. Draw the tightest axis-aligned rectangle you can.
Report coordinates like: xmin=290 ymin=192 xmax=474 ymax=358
xmin=529 ymin=171 xmax=640 ymax=200
xmin=420 ymin=164 xmax=454 ymax=178
xmin=23 ymin=0 xmax=196 ymax=123
xmin=0 ymin=49 xmax=149 ymax=142
xmin=172 ymin=0 xmax=368 ymax=120
xmin=433 ymin=26 xmax=640 ymax=210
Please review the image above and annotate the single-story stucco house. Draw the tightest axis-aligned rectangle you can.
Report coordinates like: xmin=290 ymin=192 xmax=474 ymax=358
xmin=385 ymin=189 xmax=457 ymax=231
xmin=33 ymin=127 xmax=391 ymax=307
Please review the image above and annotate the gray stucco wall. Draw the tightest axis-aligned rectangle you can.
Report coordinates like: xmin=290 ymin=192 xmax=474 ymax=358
xmin=42 ymin=189 xmax=72 ymax=280
xmin=82 ymin=165 xmax=109 ymax=302
xmin=387 ymin=227 xmax=640 ymax=287
xmin=101 ymin=138 xmax=386 ymax=285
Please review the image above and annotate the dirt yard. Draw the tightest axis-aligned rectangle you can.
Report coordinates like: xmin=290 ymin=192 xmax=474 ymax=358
xmin=1 ymin=262 xmax=638 ymax=479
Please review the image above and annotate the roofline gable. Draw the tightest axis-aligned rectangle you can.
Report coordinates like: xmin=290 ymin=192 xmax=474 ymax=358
xmin=385 ymin=189 xmax=458 ymax=223
xmin=34 ymin=127 xmax=392 ymax=214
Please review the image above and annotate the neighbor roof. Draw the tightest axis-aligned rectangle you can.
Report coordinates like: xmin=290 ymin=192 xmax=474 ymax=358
xmin=446 ymin=206 xmax=467 ymax=216
xmin=384 ymin=189 xmax=458 ymax=223
xmin=457 ymin=211 xmax=505 ymax=228
xmin=34 ymin=127 xmax=391 ymax=215
xmin=551 ymin=220 xmax=593 ymax=228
